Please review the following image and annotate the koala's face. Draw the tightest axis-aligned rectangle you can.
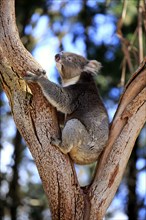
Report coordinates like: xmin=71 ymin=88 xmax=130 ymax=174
xmin=55 ymin=52 xmax=88 ymax=80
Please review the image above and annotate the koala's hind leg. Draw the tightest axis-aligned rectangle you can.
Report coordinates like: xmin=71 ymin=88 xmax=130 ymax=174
xmin=52 ymin=119 xmax=88 ymax=154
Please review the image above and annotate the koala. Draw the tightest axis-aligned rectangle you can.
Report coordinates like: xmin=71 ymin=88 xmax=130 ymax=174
xmin=24 ymin=52 xmax=109 ymax=165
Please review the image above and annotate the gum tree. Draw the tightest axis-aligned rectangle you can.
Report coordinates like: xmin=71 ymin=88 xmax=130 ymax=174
xmin=0 ymin=0 xmax=145 ymax=219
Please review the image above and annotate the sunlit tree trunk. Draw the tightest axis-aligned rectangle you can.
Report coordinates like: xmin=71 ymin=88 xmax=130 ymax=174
xmin=0 ymin=0 xmax=146 ymax=219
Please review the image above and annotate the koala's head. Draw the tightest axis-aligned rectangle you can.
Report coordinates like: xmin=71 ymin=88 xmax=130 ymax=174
xmin=55 ymin=52 xmax=101 ymax=85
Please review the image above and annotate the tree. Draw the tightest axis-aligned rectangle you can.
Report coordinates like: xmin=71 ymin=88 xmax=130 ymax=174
xmin=0 ymin=0 xmax=145 ymax=219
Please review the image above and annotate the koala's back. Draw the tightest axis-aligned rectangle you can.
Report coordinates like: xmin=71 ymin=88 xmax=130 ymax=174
xmin=65 ymin=74 xmax=109 ymax=164
xmin=66 ymin=73 xmax=108 ymax=129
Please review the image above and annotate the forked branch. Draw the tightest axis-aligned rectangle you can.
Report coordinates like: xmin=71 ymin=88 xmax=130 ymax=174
xmin=0 ymin=0 xmax=146 ymax=219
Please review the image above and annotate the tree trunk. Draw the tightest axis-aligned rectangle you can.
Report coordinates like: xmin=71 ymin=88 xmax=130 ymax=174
xmin=0 ymin=0 xmax=146 ymax=219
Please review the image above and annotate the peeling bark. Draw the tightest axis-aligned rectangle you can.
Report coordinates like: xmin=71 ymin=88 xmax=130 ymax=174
xmin=0 ymin=1 xmax=84 ymax=219
xmin=0 ymin=0 xmax=146 ymax=219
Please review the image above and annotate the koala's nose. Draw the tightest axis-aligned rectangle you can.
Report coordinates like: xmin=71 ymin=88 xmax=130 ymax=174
xmin=55 ymin=54 xmax=60 ymax=62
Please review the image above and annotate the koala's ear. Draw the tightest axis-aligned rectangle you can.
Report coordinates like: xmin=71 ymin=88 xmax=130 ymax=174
xmin=84 ymin=60 xmax=102 ymax=75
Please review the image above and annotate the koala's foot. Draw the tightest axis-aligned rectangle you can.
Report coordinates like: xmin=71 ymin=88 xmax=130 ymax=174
xmin=51 ymin=137 xmax=70 ymax=154
xmin=51 ymin=137 xmax=61 ymax=146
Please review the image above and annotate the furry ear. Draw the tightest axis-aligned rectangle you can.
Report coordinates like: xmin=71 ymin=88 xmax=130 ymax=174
xmin=84 ymin=60 xmax=102 ymax=75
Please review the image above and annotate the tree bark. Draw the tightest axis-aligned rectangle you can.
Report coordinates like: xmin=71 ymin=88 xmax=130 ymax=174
xmin=0 ymin=0 xmax=146 ymax=219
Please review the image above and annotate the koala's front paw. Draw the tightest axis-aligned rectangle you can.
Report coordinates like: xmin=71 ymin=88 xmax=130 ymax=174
xmin=24 ymin=71 xmax=41 ymax=82
xmin=36 ymin=68 xmax=46 ymax=75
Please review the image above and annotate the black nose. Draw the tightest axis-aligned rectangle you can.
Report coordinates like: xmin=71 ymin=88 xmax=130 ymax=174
xmin=55 ymin=54 xmax=60 ymax=62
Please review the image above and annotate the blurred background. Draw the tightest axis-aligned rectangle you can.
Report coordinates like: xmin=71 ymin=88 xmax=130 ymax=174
xmin=0 ymin=0 xmax=146 ymax=219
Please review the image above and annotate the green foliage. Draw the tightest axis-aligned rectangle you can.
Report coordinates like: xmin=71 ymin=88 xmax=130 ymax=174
xmin=1 ymin=0 xmax=145 ymax=219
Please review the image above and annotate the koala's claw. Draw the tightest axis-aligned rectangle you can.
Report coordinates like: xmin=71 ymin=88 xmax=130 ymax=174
xmin=51 ymin=137 xmax=61 ymax=147
xmin=36 ymin=69 xmax=46 ymax=75
xmin=24 ymin=71 xmax=40 ymax=82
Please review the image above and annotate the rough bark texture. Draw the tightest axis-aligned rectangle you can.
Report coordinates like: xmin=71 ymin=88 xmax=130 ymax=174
xmin=0 ymin=0 xmax=146 ymax=219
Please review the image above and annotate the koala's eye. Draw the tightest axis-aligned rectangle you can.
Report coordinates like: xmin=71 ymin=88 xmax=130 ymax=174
xmin=68 ymin=57 xmax=72 ymax=61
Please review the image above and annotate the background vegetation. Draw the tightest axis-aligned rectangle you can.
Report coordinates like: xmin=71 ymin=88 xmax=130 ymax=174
xmin=0 ymin=0 xmax=145 ymax=219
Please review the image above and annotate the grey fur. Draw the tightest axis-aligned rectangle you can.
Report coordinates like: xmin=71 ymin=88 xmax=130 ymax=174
xmin=24 ymin=52 xmax=109 ymax=164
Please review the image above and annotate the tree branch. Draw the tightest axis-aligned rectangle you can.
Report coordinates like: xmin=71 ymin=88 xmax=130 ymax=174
xmin=0 ymin=0 xmax=84 ymax=219
xmin=0 ymin=0 xmax=146 ymax=219
xmin=89 ymin=60 xmax=146 ymax=219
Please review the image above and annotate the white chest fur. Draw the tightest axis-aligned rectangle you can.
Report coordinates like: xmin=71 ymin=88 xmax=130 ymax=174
xmin=62 ymin=75 xmax=80 ymax=87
